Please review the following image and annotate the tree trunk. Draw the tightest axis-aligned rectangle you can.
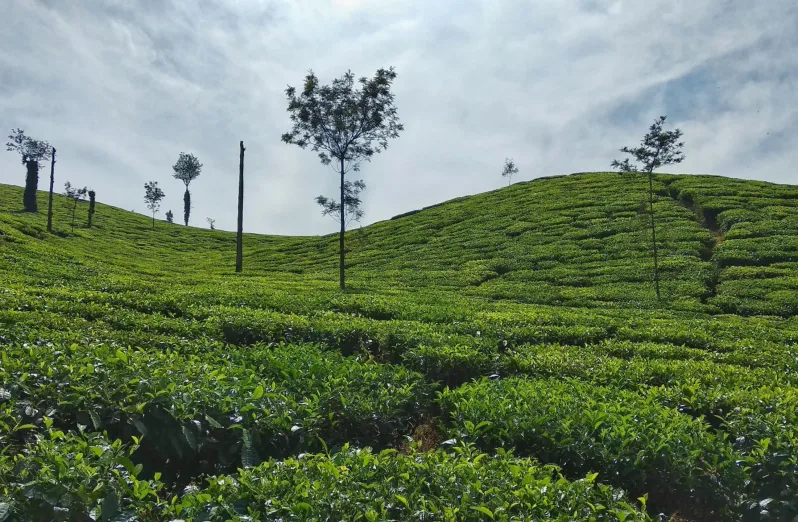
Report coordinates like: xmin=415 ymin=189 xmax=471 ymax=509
xmin=88 ymin=191 xmax=96 ymax=227
xmin=236 ymin=141 xmax=245 ymax=273
xmin=183 ymin=189 xmax=190 ymax=226
xmin=648 ymin=170 xmax=660 ymax=300
xmin=47 ymin=149 xmax=56 ymax=231
xmin=152 ymin=212 xmax=155 ymax=229
xmin=339 ymin=157 xmax=346 ymax=290
xmin=23 ymin=160 xmax=39 ymax=212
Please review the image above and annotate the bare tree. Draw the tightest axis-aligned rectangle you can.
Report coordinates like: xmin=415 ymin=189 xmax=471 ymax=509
xmin=172 ymin=152 xmax=202 ymax=226
xmin=64 ymin=182 xmax=88 ymax=232
xmin=502 ymin=158 xmax=519 ymax=186
xmin=144 ymin=181 xmax=166 ymax=229
xmin=206 ymin=217 xmax=216 ymax=230
xmin=6 ymin=129 xmax=51 ymax=212
xmin=282 ymin=67 xmax=403 ymax=289
xmin=612 ymin=115 xmax=685 ymax=300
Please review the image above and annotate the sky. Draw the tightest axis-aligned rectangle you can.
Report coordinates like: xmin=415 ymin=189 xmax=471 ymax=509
xmin=1 ymin=0 xmax=796 ymax=235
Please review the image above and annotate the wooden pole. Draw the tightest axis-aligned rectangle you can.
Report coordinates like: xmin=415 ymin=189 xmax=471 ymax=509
xmin=47 ymin=148 xmax=56 ymax=232
xmin=235 ymin=141 xmax=245 ymax=273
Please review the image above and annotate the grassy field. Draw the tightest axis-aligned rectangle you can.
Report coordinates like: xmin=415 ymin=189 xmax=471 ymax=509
xmin=1 ymin=172 xmax=797 ymax=521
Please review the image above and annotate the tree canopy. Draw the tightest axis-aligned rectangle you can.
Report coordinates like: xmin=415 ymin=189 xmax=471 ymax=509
xmin=611 ymin=116 xmax=685 ymax=174
xmin=172 ymin=153 xmax=203 ymax=187
xmin=282 ymin=67 xmax=403 ymax=174
xmin=6 ymin=128 xmax=51 ymax=167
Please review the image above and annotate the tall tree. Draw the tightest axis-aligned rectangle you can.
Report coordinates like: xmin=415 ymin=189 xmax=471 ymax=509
xmin=502 ymin=158 xmax=519 ymax=186
xmin=144 ymin=181 xmax=166 ymax=229
xmin=63 ymin=182 xmax=88 ymax=232
xmin=87 ymin=190 xmax=96 ymax=227
xmin=282 ymin=67 xmax=403 ymax=289
xmin=236 ymin=141 xmax=245 ymax=273
xmin=47 ymin=147 xmax=56 ymax=232
xmin=172 ymin=152 xmax=202 ymax=226
xmin=6 ymin=129 xmax=51 ymax=212
xmin=611 ymin=115 xmax=685 ymax=300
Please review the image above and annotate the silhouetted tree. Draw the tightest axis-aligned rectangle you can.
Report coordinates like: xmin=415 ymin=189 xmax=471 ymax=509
xmin=612 ymin=115 xmax=685 ymax=300
xmin=206 ymin=217 xmax=215 ymax=230
xmin=144 ymin=181 xmax=165 ymax=230
xmin=282 ymin=67 xmax=403 ymax=289
xmin=6 ymin=129 xmax=51 ymax=212
xmin=502 ymin=158 xmax=519 ymax=186
xmin=236 ymin=141 xmax=245 ymax=273
xmin=47 ymin=148 xmax=56 ymax=231
xmin=87 ymin=190 xmax=96 ymax=227
xmin=166 ymin=210 xmax=174 ymax=223
xmin=64 ymin=182 xmax=88 ymax=232
xmin=316 ymin=179 xmax=366 ymax=225
xmin=172 ymin=152 xmax=202 ymax=226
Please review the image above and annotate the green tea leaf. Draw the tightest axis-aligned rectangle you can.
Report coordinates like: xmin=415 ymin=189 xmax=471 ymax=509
xmin=101 ymin=489 xmax=119 ymax=521
xmin=251 ymin=385 xmax=264 ymax=401
xmin=89 ymin=409 xmax=102 ymax=430
xmin=241 ymin=428 xmax=261 ymax=468
xmin=470 ymin=506 xmax=495 ymax=519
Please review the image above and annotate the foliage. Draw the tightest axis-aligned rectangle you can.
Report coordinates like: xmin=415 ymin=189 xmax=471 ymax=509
xmin=168 ymin=444 xmax=651 ymax=521
xmin=143 ymin=181 xmax=165 ymax=229
xmin=440 ymin=377 xmax=746 ymax=519
xmin=5 ymin=129 xmax=51 ymax=166
xmin=611 ymin=116 xmax=685 ymax=175
xmin=282 ymin=67 xmax=403 ymax=289
xmin=63 ymin=182 xmax=88 ymax=232
xmin=172 ymin=152 xmax=202 ymax=226
xmin=1 ymin=172 xmax=798 ymax=520
xmin=611 ymin=116 xmax=686 ymax=300
xmin=87 ymin=190 xmax=96 ymax=228
xmin=171 ymin=152 xmax=202 ymax=188
xmin=7 ymin=129 xmax=51 ymax=213
xmin=501 ymin=158 xmax=518 ymax=186
xmin=316 ymin=179 xmax=366 ymax=225
xmin=165 ymin=210 xmax=173 ymax=223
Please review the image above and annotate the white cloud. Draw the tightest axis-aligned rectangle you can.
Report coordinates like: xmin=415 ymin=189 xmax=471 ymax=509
xmin=1 ymin=0 xmax=796 ymax=235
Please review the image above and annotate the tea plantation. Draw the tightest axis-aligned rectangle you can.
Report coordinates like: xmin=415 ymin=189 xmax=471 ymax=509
xmin=1 ymin=171 xmax=797 ymax=521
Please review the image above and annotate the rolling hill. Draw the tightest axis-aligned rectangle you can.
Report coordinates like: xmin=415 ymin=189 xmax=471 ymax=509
xmin=1 ymin=172 xmax=797 ymax=521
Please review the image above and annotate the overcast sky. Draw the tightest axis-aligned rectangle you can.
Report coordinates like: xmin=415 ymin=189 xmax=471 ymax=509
xmin=1 ymin=0 xmax=796 ymax=235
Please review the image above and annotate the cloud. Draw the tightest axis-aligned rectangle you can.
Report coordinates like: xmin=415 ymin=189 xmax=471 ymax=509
xmin=1 ymin=0 xmax=796 ymax=235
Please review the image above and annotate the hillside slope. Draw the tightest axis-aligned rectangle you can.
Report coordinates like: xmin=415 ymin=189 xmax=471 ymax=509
xmin=2 ymin=172 xmax=798 ymax=520
xmin=2 ymin=171 xmax=797 ymax=315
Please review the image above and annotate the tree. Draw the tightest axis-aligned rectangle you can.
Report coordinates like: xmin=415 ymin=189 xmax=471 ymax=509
xmin=316 ymin=179 xmax=366 ymax=225
xmin=166 ymin=210 xmax=174 ymax=223
xmin=6 ymin=129 xmax=51 ymax=212
xmin=611 ymin=115 xmax=685 ymax=300
xmin=144 ymin=181 xmax=165 ymax=229
xmin=502 ymin=158 xmax=519 ymax=186
xmin=64 ymin=182 xmax=88 ymax=232
xmin=172 ymin=152 xmax=202 ymax=226
xmin=206 ymin=217 xmax=215 ymax=230
xmin=87 ymin=190 xmax=96 ymax=227
xmin=236 ymin=141 xmax=245 ymax=273
xmin=282 ymin=67 xmax=404 ymax=289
